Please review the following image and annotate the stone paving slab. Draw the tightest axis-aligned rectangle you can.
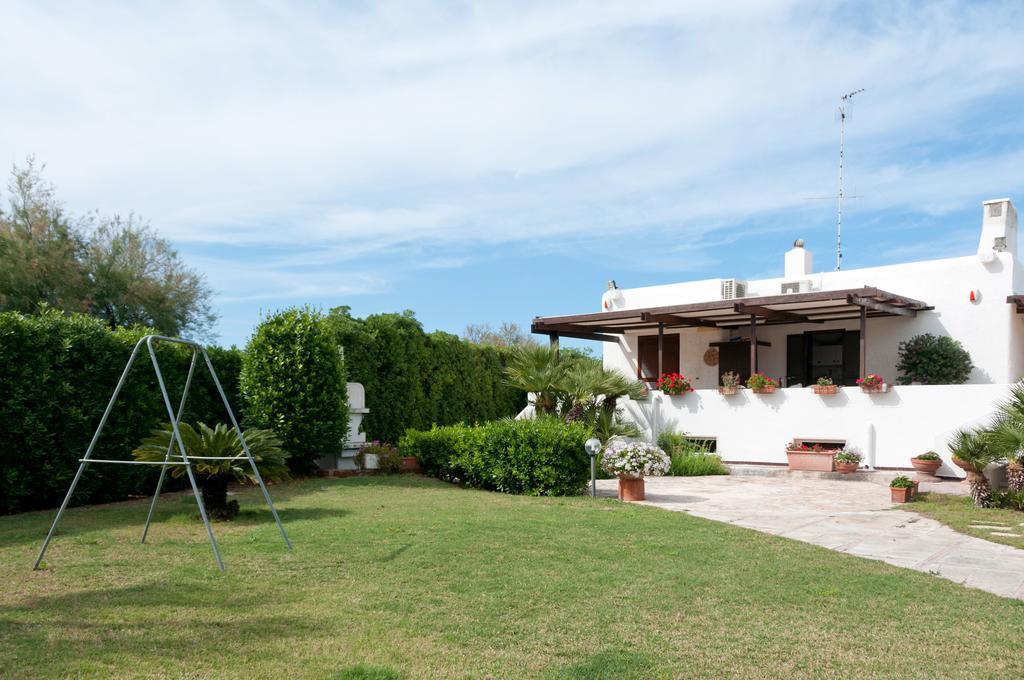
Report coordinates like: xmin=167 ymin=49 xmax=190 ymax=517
xmin=597 ymin=475 xmax=1024 ymax=600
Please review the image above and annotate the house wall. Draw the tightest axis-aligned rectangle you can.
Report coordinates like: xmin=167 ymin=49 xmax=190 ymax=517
xmin=619 ymin=384 xmax=1011 ymax=476
xmin=604 ymin=253 xmax=1023 ymax=385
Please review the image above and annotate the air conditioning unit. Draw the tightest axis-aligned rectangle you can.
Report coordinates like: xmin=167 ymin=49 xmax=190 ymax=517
xmin=721 ymin=279 xmax=748 ymax=300
xmin=780 ymin=280 xmax=813 ymax=294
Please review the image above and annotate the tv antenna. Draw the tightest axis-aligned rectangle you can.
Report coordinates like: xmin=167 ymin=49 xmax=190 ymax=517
xmin=805 ymin=88 xmax=864 ymax=270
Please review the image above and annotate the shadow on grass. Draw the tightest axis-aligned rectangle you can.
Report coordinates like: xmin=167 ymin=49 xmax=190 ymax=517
xmin=547 ymin=650 xmax=655 ymax=679
xmin=328 ymin=665 xmax=405 ymax=680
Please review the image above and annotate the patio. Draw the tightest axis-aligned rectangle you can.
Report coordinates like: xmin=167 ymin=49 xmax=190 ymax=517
xmin=597 ymin=474 xmax=1024 ymax=600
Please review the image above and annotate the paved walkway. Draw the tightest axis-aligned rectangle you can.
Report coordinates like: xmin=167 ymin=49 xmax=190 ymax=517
xmin=597 ymin=475 xmax=1024 ymax=600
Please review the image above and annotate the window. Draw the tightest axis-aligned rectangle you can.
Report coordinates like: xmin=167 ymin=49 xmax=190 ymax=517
xmin=637 ymin=334 xmax=680 ymax=381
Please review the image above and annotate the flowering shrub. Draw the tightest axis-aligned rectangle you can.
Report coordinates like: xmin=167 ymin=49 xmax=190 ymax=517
xmin=857 ymin=373 xmax=884 ymax=388
xmin=720 ymin=371 xmax=740 ymax=388
xmin=601 ymin=441 xmax=670 ymax=478
xmin=746 ymin=373 xmax=778 ymax=390
xmin=657 ymin=372 xmax=694 ymax=395
xmin=834 ymin=449 xmax=862 ymax=465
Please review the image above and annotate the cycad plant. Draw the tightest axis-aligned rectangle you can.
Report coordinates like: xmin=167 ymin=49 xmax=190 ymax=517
xmin=947 ymin=427 xmax=997 ymax=507
xmin=987 ymin=381 xmax=1024 ymax=491
xmin=134 ymin=422 xmax=289 ymax=519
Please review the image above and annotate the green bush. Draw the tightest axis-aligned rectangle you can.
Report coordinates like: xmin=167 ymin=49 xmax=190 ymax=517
xmin=896 ymin=333 xmax=973 ymax=385
xmin=0 ymin=310 xmax=244 ymax=514
xmin=357 ymin=442 xmax=402 ymax=474
xmin=657 ymin=431 xmax=728 ymax=476
xmin=241 ymin=307 xmax=348 ymax=474
xmin=399 ymin=418 xmax=592 ymax=496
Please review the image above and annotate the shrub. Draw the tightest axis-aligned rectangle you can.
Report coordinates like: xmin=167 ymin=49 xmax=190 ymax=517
xmin=896 ymin=333 xmax=973 ymax=385
xmin=657 ymin=432 xmax=727 ymax=476
xmin=358 ymin=442 xmax=402 ymax=474
xmin=399 ymin=418 xmax=591 ymax=496
xmin=242 ymin=307 xmax=348 ymax=474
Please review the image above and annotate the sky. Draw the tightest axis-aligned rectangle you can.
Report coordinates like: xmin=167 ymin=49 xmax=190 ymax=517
xmin=2 ymin=1 xmax=1023 ymax=349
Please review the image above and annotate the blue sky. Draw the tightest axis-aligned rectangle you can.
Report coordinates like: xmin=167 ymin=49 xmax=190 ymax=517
xmin=2 ymin=1 xmax=1023 ymax=349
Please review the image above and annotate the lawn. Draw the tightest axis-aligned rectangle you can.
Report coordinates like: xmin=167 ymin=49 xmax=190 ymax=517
xmin=901 ymin=492 xmax=1024 ymax=550
xmin=2 ymin=477 xmax=1023 ymax=679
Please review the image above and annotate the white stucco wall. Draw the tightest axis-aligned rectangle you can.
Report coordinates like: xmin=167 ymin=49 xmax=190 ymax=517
xmin=620 ymin=384 xmax=1011 ymax=476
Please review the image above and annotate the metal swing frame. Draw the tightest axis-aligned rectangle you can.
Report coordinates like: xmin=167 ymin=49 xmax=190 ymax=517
xmin=34 ymin=335 xmax=292 ymax=572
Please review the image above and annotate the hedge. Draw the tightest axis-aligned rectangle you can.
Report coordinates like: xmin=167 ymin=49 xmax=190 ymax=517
xmin=328 ymin=307 xmax=526 ymax=443
xmin=0 ymin=310 xmax=244 ymax=514
xmin=241 ymin=307 xmax=348 ymax=475
xmin=399 ymin=418 xmax=592 ymax=496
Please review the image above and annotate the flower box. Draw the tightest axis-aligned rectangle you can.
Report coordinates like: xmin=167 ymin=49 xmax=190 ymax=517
xmin=860 ymin=383 xmax=886 ymax=393
xmin=751 ymin=386 xmax=777 ymax=394
xmin=812 ymin=384 xmax=838 ymax=395
xmin=718 ymin=386 xmax=739 ymax=396
xmin=786 ymin=449 xmax=836 ymax=472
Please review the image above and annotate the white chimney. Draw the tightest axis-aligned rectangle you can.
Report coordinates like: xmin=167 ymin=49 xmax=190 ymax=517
xmin=785 ymin=239 xmax=813 ymax=278
xmin=978 ymin=198 xmax=1018 ymax=258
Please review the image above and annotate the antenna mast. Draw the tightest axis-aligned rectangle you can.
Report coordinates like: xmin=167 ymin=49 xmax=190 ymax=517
xmin=835 ymin=88 xmax=864 ymax=270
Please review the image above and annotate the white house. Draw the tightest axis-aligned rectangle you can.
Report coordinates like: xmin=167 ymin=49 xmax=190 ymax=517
xmin=532 ymin=199 xmax=1024 ymax=476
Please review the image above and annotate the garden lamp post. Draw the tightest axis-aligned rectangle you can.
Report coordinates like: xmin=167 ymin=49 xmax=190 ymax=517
xmin=585 ymin=438 xmax=602 ymax=497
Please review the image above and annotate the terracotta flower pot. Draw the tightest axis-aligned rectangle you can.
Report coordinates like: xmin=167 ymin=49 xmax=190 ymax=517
xmin=400 ymin=456 xmax=422 ymax=474
xmin=835 ymin=461 xmax=858 ymax=474
xmin=952 ymin=456 xmax=977 ymax=473
xmin=910 ymin=458 xmax=941 ymax=475
xmin=786 ymin=450 xmax=836 ymax=472
xmin=618 ymin=476 xmax=645 ymax=501
xmin=752 ymin=386 xmax=777 ymax=394
xmin=890 ymin=487 xmax=913 ymax=503
xmin=813 ymin=384 xmax=838 ymax=395
xmin=718 ymin=386 xmax=738 ymax=395
xmin=860 ymin=384 xmax=885 ymax=393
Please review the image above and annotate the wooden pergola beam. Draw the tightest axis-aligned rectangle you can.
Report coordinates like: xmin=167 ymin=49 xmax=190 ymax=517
xmin=531 ymin=325 xmax=621 ymax=343
xmin=847 ymin=295 xmax=917 ymax=317
xmin=641 ymin=312 xmax=723 ymax=328
xmin=733 ymin=303 xmax=823 ymax=324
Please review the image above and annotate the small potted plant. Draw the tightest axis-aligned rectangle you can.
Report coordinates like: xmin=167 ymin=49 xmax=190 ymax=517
xmin=600 ymin=441 xmax=670 ymax=501
xmin=657 ymin=372 xmax=694 ymax=396
xmin=357 ymin=442 xmax=402 ymax=474
xmin=890 ymin=475 xmax=914 ymax=503
xmin=812 ymin=376 xmax=838 ymax=395
xmin=719 ymin=371 xmax=740 ymax=395
xmin=910 ymin=451 xmax=942 ymax=477
xmin=857 ymin=373 xmax=886 ymax=393
xmin=834 ymin=449 xmax=862 ymax=474
xmin=746 ymin=372 xmax=778 ymax=394
xmin=785 ymin=442 xmax=836 ymax=472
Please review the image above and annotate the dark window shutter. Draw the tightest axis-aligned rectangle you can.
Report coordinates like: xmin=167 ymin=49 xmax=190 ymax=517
xmin=786 ymin=334 xmax=807 ymax=387
xmin=842 ymin=331 xmax=861 ymax=385
xmin=638 ymin=334 xmax=679 ymax=381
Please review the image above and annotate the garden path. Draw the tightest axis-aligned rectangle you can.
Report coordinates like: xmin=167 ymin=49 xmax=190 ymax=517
xmin=597 ymin=475 xmax=1024 ymax=600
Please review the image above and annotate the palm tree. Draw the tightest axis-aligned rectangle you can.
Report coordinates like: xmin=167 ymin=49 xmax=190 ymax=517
xmin=947 ymin=428 xmax=998 ymax=507
xmin=134 ymin=422 xmax=289 ymax=519
xmin=987 ymin=381 xmax=1024 ymax=491
xmin=504 ymin=345 xmax=570 ymax=415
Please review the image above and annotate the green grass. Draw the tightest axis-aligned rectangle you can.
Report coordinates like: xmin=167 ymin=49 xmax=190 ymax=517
xmin=2 ymin=477 xmax=1023 ymax=678
xmin=900 ymin=492 xmax=1024 ymax=550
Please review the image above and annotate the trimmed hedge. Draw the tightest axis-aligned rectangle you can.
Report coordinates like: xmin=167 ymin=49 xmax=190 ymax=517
xmin=241 ymin=307 xmax=348 ymax=475
xmin=328 ymin=308 xmax=526 ymax=443
xmin=399 ymin=418 xmax=592 ymax=496
xmin=0 ymin=310 xmax=244 ymax=514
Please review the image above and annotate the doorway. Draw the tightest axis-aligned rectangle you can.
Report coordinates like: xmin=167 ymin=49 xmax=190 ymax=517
xmin=786 ymin=330 xmax=860 ymax=387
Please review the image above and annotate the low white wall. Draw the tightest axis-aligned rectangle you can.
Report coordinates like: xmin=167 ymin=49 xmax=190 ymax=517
xmin=624 ymin=383 xmax=1013 ymax=477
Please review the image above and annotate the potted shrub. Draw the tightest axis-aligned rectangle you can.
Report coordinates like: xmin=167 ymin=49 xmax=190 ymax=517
xmin=890 ymin=475 xmax=914 ymax=503
xmin=657 ymin=372 xmax=694 ymax=396
xmin=134 ymin=422 xmax=289 ymax=520
xmin=834 ymin=449 xmax=862 ymax=474
xmin=746 ymin=372 xmax=778 ymax=394
xmin=600 ymin=441 xmax=670 ymax=501
xmin=910 ymin=451 xmax=942 ymax=477
xmin=857 ymin=373 xmax=886 ymax=393
xmin=357 ymin=442 xmax=403 ymax=474
xmin=785 ymin=442 xmax=836 ymax=472
xmin=812 ymin=376 xmax=837 ymax=395
xmin=719 ymin=371 xmax=740 ymax=396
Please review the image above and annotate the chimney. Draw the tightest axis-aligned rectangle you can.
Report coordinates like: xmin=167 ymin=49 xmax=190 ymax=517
xmin=785 ymin=239 xmax=813 ymax=278
xmin=979 ymin=198 xmax=1018 ymax=257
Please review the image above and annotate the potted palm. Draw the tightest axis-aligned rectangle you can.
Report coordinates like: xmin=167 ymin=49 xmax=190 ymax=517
xmin=834 ymin=449 xmax=862 ymax=474
xmin=857 ymin=373 xmax=886 ymax=393
xmin=746 ymin=372 xmax=778 ymax=394
xmin=600 ymin=441 xmax=670 ymax=501
xmin=947 ymin=428 xmax=998 ymax=508
xmin=134 ymin=422 xmax=289 ymax=520
xmin=910 ymin=451 xmax=942 ymax=477
xmin=719 ymin=371 xmax=740 ymax=395
xmin=890 ymin=475 xmax=914 ymax=503
xmin=812 ymin=376 xmax=838 ymax=395
xmin=986 ymin=382 xmax=1024 ymax=492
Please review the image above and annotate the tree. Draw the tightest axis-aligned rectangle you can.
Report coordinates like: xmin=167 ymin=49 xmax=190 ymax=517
xmin=463 ymin=321 xmax=538 ymax=348
xmin=0 ymin=159 xmax=217 ymax=338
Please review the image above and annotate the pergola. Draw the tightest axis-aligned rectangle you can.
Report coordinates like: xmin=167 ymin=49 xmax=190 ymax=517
xmin=532 ymin=286 xmax=931 ymax=382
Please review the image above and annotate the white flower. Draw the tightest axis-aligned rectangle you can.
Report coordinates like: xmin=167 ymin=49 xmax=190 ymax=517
xmin=600 ymin=442 xmax=670 ymax=478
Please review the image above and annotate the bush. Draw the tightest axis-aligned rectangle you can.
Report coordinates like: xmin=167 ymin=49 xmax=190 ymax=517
xmin=242 ymin=307 xmax=348 ymax=474
xmin=0 ymin=309 xmax=244 ymax=514
xmin=896 ymin=333 xmax=973 ymax=385
xmin=399 ymin=418 xmax=592 ymax=496
xmin=358 ymin=442 xmax=402 ymax=474
xmin=657 ymin=431 xmax=728 ymax=476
